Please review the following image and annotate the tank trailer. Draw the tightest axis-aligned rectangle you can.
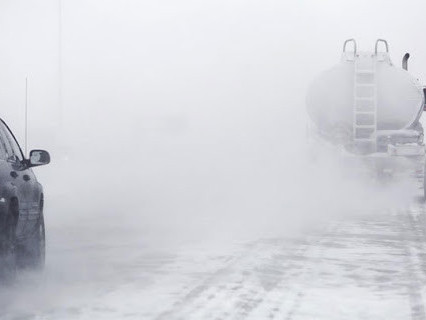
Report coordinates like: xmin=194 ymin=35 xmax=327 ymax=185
xmin=307 ymin=39 xmax=426 ymax=196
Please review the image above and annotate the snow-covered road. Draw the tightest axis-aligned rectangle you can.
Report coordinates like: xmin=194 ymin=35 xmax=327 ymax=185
xmin=2 ymin=200 xmax=426 ymax=319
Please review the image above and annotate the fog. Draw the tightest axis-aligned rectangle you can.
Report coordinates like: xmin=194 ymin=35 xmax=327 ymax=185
xmin=1 ymin=0 xmax=426 ymax=318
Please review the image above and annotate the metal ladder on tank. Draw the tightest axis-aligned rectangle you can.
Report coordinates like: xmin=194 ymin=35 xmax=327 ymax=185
xmin=345 ymin=39 xmax=383 ymax=153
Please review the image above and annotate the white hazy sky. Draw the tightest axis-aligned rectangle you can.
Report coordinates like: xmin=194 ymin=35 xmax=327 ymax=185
xmin=1 ymin=0 xmax=426 ymax=148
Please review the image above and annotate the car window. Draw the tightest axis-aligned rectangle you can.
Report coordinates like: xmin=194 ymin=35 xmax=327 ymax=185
xmin=0 ymin=126 xmax=14 ymax=159
xmin=0 ymin=133 xmax=8 ymax=160
xmin=0 ymin=121 xmax=24 ymax=162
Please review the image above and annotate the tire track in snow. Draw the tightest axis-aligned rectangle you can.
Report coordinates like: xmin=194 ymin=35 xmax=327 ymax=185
xmin=400 ymin=207 xmax=426 ymax=320
xmin=155 ymin=222 xmax=339 ymax=320
xmin=254 ymin=222 xmax=342 ymax=320
xmin=155 ymin=237 xmax=315 ymax=320
xmin=278 ymin=220 xmax=359 ymax=320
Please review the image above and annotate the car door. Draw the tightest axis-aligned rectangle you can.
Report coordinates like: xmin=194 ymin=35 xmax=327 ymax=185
xmin=0 ymin=120 xmax=39 ymax=238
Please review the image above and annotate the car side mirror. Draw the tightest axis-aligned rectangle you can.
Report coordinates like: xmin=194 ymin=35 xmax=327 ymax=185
xmin=29 ymin=150 xmax=50 ymax=167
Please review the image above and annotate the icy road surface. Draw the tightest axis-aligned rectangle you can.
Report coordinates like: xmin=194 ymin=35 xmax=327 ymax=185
xmin=2 ymin=202 xmax=426 ymax=319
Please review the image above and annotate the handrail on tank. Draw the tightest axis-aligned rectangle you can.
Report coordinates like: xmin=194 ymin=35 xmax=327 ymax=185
xmin=375 ymin=39 xmax=389 ymax=54
xmin=402 ymin=53 xmax=410 ymax=70
xmin=343 ymin=39 xmax=357 ymax=54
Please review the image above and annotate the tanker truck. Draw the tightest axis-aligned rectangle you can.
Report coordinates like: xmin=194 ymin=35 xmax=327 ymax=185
xmin=306 ymin=39 xmax=426 ymax=196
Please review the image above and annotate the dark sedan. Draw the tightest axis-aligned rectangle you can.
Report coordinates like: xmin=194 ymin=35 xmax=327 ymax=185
xmin=0 ymin=118 xmax=50 ymax=276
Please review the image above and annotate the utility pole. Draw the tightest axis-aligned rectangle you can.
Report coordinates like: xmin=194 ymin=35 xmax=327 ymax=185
xmin=58 ymin=0 xmax=63 ymax=127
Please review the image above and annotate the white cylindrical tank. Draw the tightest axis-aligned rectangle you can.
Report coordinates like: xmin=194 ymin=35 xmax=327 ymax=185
xmin=306 ymin=48 xmax=425 ymax=138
